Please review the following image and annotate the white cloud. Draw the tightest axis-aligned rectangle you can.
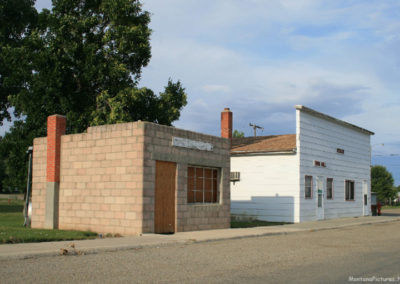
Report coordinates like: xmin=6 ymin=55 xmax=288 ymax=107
xmin=202 ymin=85 xmax=230 ymax=93
xmin=345 ymin=105 xmax=400 ymax=145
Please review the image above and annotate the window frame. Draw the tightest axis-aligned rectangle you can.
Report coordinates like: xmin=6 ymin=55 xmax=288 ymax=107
xmin=187 ymin=166 xmax=219 ymax=204
xmin=326 ymin=178 xmax=333 ymax=200
xmin=305 ymin=175 xmax=313 ymax=199
xmin=345 ymin=180 xmax=355 ymax=201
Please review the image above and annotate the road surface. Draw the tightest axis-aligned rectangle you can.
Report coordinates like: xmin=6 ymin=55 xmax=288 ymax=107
xmin=2 ymin=221 xmax=400 ymax=283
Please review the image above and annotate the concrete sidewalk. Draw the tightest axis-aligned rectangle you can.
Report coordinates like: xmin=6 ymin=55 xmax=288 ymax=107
xmin=1 ymin=215 xmax=399 ymax=260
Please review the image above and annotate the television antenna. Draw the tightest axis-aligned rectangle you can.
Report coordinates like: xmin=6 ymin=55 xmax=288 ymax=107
xmin=249 ymin=123 xmax=264 ymax=137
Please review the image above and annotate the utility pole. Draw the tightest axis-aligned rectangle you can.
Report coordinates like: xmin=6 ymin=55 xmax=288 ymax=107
xmin=249 ymin=123 xmax=264 ymax=137
xmin=24 ymin=146 xmax=33 ymax=227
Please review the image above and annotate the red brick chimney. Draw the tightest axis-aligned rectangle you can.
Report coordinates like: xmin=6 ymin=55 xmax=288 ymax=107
xmin=47 ymin=115 xmax=66 ymax=182
xmin=221 ymin=108 xmax=232 ymax=139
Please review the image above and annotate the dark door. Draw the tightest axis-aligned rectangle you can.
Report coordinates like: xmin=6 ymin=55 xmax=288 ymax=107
xmin=154 ymin=161 xmax=176 ymax=234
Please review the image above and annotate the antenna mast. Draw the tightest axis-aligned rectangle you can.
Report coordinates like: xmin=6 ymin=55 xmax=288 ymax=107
xmin=249 ymin=123 xmax=264 ymax=137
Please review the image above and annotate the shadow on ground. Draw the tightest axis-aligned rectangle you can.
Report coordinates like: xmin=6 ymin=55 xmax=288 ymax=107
xmin=382 ymin=209 xmax=400 ymax=216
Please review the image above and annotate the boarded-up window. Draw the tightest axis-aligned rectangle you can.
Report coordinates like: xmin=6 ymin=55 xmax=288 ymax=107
xmin=327 ymin=178 xmax=333 ymax=199
xmin=305 ymin=176 xmax=313 ymax=198
xmin=345 ymin=180 xmax=355 ymax=201
xmin=188 ymin=166 xmax=218 ymax=204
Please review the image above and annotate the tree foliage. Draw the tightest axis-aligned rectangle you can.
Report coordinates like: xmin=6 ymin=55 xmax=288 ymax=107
xmin=0 ymin=0 xmax=188 ymax=192
xmin=10 ymin=0 xmax=154 ymax=133
xmin=0 ymin=121 xmax=36 ymax=192
xmin=371 ymin=165 xmax=395 ymax=203
xmin=92 ymin=80 xmax=187 ymax=126
xmin=0 ymin=0 xmax=37 ymax=123
xmin=233 ymin=130 xmax=245 ymax=138
xmin=0 ymin=137 xmax=4 ymax=192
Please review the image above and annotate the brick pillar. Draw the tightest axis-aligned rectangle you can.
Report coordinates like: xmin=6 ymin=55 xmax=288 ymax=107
xmin=45 ymin=115 xmax=66 ymax=229
xmin=221 ymin=108 xmax=232 ymax=139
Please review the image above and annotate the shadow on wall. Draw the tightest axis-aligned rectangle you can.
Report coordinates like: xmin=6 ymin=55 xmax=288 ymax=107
xmin=231 ymin=195 xmax=295 ymax=223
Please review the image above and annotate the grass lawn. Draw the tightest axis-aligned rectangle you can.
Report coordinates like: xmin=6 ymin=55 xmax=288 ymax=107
xmin=0 ymin=199 xmax=97 ymax=244
xmin=0 ymin=198 xmax=24 ymax=212
xmin=231 ymin=218 xmax=289 ymax=228
xmin=382 ymin=205 xmax=400 ymax=210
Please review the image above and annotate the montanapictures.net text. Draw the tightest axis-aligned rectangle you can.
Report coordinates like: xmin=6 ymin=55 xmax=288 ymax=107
xmin=349 ymin=276 xmax=400 ymax=282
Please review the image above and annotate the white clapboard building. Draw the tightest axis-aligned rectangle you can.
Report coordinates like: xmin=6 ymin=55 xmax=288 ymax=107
xmin=228 ymin=105 xmax=374 ymax=223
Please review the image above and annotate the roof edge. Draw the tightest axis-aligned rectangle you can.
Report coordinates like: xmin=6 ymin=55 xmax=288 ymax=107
xmin=295 ymin=105 xmax=374 ymax=135
xmin=231 ymin=149 xmax=297 ymax=156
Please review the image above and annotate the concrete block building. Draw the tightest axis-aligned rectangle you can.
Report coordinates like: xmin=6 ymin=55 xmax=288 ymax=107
xmin=32 ymin=115 xmax=231 ymax=235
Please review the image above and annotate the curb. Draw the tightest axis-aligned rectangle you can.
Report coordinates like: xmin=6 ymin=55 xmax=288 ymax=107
xmin=1 ymin=217 xmax=400 ymax=260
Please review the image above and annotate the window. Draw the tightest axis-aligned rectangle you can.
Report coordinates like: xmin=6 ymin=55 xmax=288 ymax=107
xmin=345 ymin=180 xmax=355 ymax=201
xmin=305 ymin=176 xmax=313 ymax=198
xmin=187 ymin=166 xmax=218 ymax=204
xmin=327 ymin=178 xmax=333 ymax=199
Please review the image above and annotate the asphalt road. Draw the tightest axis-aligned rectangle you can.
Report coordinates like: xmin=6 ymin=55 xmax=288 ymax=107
xmin=2 ymin=221 xmax=400 ymax=283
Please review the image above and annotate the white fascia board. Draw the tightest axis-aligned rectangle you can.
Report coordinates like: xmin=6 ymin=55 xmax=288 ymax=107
xmin=295 ymin=105 xmax=374 ymax=136
xmin=231 ymin=149 xmax=297 ymax=157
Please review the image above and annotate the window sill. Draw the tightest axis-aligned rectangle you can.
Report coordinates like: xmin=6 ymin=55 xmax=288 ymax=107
xmin=188 ymin=203 xmax=221 ymax=206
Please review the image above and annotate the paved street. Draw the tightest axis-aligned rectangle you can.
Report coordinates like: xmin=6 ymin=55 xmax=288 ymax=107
xmin=2 ymin=220 xmax=400 ymax=283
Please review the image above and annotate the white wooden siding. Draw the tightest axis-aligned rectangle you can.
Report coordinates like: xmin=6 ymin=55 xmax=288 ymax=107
xmin=230 ymin=107 xmax=372 ymax=223
xmin=298 ymin=110 xmax=371 ymax=221
xmin=230 ymin=154 xmax=300 ymax=223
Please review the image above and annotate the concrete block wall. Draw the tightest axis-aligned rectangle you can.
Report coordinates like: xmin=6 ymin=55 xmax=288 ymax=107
xmin=31 ymin=137 xmax=47 ymax=227
xmin=176 ymin=165 xmax=231 ymax=231
xmin=32 ymin=119 xmax=231 ymax=235
xmin=142 ymin=122 xmax=231 ymax=232
xmin=58 ymin=122 xmax=145 ymax=235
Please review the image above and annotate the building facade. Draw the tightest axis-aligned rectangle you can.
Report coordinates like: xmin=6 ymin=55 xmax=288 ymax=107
xmin=32 ymin=116 xmax=231 ymax=235
xmin=230 ymin=105 xmax=374 ymax=223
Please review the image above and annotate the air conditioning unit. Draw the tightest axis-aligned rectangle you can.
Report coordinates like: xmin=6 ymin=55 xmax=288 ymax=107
xmin=230 ymin=172 xmax=240 ymax=182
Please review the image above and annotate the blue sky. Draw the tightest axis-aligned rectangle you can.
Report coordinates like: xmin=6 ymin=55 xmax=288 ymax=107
xmin=4 ymin=0 xmax=400 ymax=185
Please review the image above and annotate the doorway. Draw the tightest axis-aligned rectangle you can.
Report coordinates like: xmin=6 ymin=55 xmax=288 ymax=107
xmin=317 ymin=177 xmax=324 ymax=220
xmin=363 ymin=181 xmax=369 ymax=216
xmin=154 ymin=161 xmax=176 ymax=234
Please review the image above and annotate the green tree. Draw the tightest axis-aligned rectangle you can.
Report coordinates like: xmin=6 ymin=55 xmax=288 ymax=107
xmin=0 ymin=0 xmax=187 ymax=192
xmin=10 ymin=0 xmax=153 ymax=133
xmin=0 ymin=0 xmax=37 ymax=123
xmin=0 ymin=121 xmax=36 ymax=193
xmin=0 ymin=160 xmax=4 ymax=193
xmin=233 ymin=130 xmax=245 ymax=138
xmin=0 ymin=0 xmax=37 ymax=192
xmin=371 ymin=165 xmax=395 ymax=204
xmin=92 ymin=80 xmax=187 ymax=126
xmin=0 ymin=137 xmax=4 ymax=193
